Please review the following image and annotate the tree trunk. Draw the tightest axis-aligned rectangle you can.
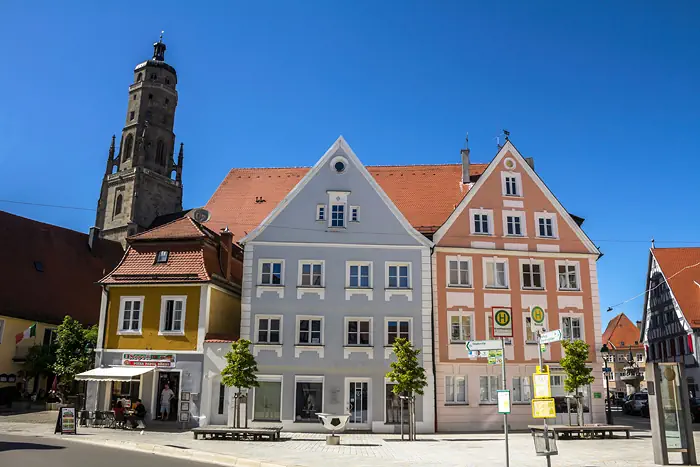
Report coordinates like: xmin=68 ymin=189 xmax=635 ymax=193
xmin=577 ymin=394 xmax=583 ymax=427
xmin=236 ymin=389 xmax=242 ymax=428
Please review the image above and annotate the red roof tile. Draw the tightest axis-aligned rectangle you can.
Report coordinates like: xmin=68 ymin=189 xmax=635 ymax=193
xmin=204 ymin=163 xmax=488 ymax=239
xmin=0 ymin=210 xmax=123 ymax=325
xmin=129 ymin=216 xmax=209 ymax=241
xmin=653 ymin=247 xmax=700 ymax=325
xmin=602 ymin=313 xmax=642 ymax=350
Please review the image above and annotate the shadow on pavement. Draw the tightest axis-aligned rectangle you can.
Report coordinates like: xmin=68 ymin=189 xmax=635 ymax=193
xmin=0 ymin=440 xmax=65 ymax=452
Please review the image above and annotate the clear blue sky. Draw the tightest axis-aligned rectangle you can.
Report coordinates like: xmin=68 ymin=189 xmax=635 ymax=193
xmin=1 ymin=2 xmax=698 ymax=329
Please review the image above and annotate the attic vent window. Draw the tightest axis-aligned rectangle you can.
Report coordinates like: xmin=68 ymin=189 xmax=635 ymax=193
xmin=330 ymin=156 xmax=348 ymax=174
xmin=155 ymin=251 xmax=169 ymax=264
xmin=33 ymin=261 xmax=44 ymax=272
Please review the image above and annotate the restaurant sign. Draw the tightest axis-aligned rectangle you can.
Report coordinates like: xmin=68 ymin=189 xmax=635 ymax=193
xmin=122 ymin=353 xmax=176 ymax=368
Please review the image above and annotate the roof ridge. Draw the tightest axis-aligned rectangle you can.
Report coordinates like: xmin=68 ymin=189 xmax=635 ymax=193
xmin=223 ymin=162 xmax=491 ymax=171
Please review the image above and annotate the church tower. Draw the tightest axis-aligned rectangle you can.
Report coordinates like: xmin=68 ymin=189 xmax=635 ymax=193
xmin=95 ymin=35 xmax=184 ymax=246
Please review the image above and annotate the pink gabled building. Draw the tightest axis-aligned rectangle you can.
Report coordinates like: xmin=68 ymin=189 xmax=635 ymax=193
xmin=431 ymin=140 xmax=605 ymax=431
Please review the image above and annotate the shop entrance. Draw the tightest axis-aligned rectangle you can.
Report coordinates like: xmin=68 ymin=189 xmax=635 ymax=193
xmin=155 ymin=371 xmax=180 ymax=422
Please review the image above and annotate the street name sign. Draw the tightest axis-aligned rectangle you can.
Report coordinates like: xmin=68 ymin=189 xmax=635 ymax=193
xmin=465 ymin=340 xmax=504 ymax=351
xmin=492 ymin=307 xmax=513 ymax=338
xmin=530 ymin=306 xmax=546 ymax=333
xmin=539 ymin=329 xmax=562 ymax=344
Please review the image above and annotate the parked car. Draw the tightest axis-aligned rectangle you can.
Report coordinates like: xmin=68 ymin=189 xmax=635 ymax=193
xmin=623 ymin=392 xmax=648 ymax=415
xmin=614 ymin=391 xmax=626 ymax=406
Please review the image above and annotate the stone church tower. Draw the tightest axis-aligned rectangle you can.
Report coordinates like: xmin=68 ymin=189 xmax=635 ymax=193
xmin=95 ymin=36 xmax=184 ymax=246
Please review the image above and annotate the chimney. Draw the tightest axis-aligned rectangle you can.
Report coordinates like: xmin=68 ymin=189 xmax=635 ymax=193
xmin=219 ymin=227 xmax=233 ymax=281
xmin=636 ymin=320 xmax=642 ymax=330
xmin=461 ymin=148 xmax=470 ymax=184
xmin=525 ymin=157 xmax=535 ymax=170
xmin=88 ymin=226 xmax=100 ymax=251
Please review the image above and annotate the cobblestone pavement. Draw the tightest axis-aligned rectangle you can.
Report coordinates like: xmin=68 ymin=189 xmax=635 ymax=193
xmin=0 ymin=416 xmax=691 ymax=466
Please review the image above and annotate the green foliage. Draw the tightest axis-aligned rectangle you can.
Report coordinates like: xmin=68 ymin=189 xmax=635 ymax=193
xmin=52 ymin=316 xmax=97 ymax=394
xmin=560 ymin=339 xmax=595 ymax=395
xmin=221 ymin=339 xmax=259 ymax=390
xmin=385 ymin=338 xmax=428 ymax=396
xmin=23 ymin=344 xmax=56 ymax=379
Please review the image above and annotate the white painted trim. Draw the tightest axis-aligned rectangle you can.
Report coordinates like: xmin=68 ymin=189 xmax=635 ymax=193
xmin=294 ymin=345 xmax=325 ymax=358
xmin=445 ymin=255 xmax=473 ymax=288
xmin=471 ymin=241 xmax=496 ymax=249
xmin=256 ymin=285 xmax=284 ymax=299
xmin=383 ymin=317 xmax=413 ymax=347
xmin=240 ymin=243 xmax=254 ymax=341
xmin=537 ymin=244 xmax=561 ymax=252
xmin=504 ymin=243 xmax=528 ymax=251
xmin=385 ymin=261 xmax=412 ymax=289
xmin=345 ymin=261 xmax=373 ymax=288
xmin=295 ymin=315 xmax=324 ymax=346
xmin=503 ymin=199 xmax=524 ymax=208
xmin=257 ymin=258 xmax=285 ymax=286
xmin=250 ymin=375 xmax=283 ymax=423
xmin=555 ymin=260 xmax=582 ymax=291
xmin=100 ymin=349 xmax=203 ymax=355
xmin=197 ymin=285 xmax=210 ymax=352
xmin=350 ymin=205 xmax=360 ymax=223
xmin=293 ymin=375 xmax=326 ymax=421
xmin=96 ymin=288 xmax=108 ymax=349
xmin=501 ymin=170 xmax=523 ymax=197
xmin=534 ymin=211 xmax=559 ymax=239
xmin=250 ymin=240 xmax=425 ymax=250
xmin=158 ymin=295 xmax=187 ymax=335
xmin=253 ymin=343 xmax=283 ymax=358
xmin=297 ymin=260 xmax=325 ymax=287
xmin=116 ymin=296 xmax=144 ymax=335
xmin=482 ymin=257 xmax=509 ymax=289
xmin=344 ymin=316 xmax=373 ymax=346
xmin=501 ymin=209 xmax=527 ymax=237
xmin=344 ymin=377 xmax=372 ymax=428
xmin=240 ymin=136 xmax=432 ymax=248
xmin=560 ymin=312 xmax=585 ymax=342
xmin=468 ymin=208 xmax=494 ymax=236
xmin=316 ymin=204 xmax=326 ymax=221
xmin=433 ymin=140 xmax=600 ymax=255
xmin=518 ymin=258 xmax=546 ymax=291
xmin=435 ymin=246 xmax=597 ymax=258
xmin=444 ymin=374 xmax=469 ymax=405
xmin=447 ymin=310 xmax=476 ymax=343
xmin=254 ymin=315 xmax=283 ymax=345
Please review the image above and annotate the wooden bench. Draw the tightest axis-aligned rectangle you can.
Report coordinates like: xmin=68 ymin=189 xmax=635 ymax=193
xmin=529 ymin=424 xmax=633 ymax=440
xmin=192 ymin=426 xmax=283 ymax=441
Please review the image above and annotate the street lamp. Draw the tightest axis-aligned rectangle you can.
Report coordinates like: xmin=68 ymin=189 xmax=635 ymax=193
xmin=601 ymin=344 xmax=613 ymax=425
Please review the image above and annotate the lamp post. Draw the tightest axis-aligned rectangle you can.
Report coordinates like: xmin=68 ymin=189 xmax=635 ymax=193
xmin=601 ymin=344 xmax=613 ymax=425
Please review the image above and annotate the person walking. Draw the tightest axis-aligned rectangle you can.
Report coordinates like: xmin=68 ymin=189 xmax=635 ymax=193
xmin=160 ymin=383 xmax=175 ymax=421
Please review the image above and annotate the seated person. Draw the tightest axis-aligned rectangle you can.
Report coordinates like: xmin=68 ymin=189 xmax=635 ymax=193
xmin=128 ymin=399 xmax=147 ymax=429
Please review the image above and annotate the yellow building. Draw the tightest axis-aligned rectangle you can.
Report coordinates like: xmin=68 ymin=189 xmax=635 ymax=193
xmin=0 ymin=210 xmax=122 ymax=402
xmin=79 ymin=217 xmax=242 ymax=425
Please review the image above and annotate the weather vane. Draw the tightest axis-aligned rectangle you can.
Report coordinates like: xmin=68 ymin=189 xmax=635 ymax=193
xmin=159 ymin=30 xmax=164 ymax=42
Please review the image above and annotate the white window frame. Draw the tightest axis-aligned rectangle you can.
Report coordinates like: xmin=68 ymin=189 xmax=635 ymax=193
xmin=316 ymin=204 xmax=326 ymax=221
xmin=330 ymin=203 xmax=346 ymax=228
xmin=293 ymin=375 xmax=325 ymax=422
xmin=483 ymin=257 xmax=509 ymax=289
xmin=445 ymin=375 xmax=468 ymax=405
xmin=523 ymin=312 xmax=538 ymax=344
xmin=386 ymin=262 xmax=411 ymax=289
xmin=501 ymin=171 xmax=522 ymax=197
xmin=158 ymin=295 xmax=187 ymax=335
xmin=117 ymin=296 xmax=144 ymax=335
xmin=560 ymin=313 xmax=584 ymax=341
xmin=350 ymin=206 xmax=360 ymax=222
xmin=449 ymin=312 xmax=475 ymax=343
xmin=345 ymin=317 xmax=373 ymax=347
xmin=502 ymin=210 xmax=526 ymax=237
xmin=616 ymin=354 xmax=627 ymax=363
xmin=479 ymin=375 xmax=502 ymax=404
xmin=298 ymin=260 xmax=325 ymax=288
xmin=256 ymin=315 xmax=283 ymax=344
xmin=535 ymin=212 xmax=558 ymax=239
xmin=327 ymin=190 xmax=349 ymax=229
xmin=519 ymin=259 xmax=545 ymax=290
xmin=385 ymin=317 xmax=412 ymax=346
xmin=346 ymin=261 xmax=373 ymax=288
xmin=469 ymin=208 xmax=494 ymax=236
xmin=550 ymin=375 xmax=564 ymax=388
xmin=295 ymin=315 xmax=324 ymax=345
xmin=446 ymin=256 xmax=473 ymax=288
xmin=258 ymin=259 xmax=285 ymax=286
xmin=556 ymin=260 xmax=581 ymax=291
xmin=636 ymin=352 xmax=645 ymax=362
xmin=512 ymin=376 xmax=532 ymax=403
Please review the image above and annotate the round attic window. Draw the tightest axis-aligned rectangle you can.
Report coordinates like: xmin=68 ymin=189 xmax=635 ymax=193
xmin=331 ymin=156 xmax=348 ymax=174
xmin=504 ymin=157 xmax=516 ymax=170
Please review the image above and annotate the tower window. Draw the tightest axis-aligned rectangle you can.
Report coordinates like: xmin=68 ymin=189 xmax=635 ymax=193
xmin=148 ymin=93 xmax=153 ymax=101
xmin=122 ymin=134 xmax=133 ymax=162
xmin=165 ymin=78 xmax=170 ymax=85
xmin=133 ymin=94 xmax=137 ymax=101
xmin=156 ymin=140 xmax=165 ymax=166
xmin=150 ymin=73 xmax=157 ymax=80
xmin=164 ymin=98 xmax=169 ymax=106
xmin=114 ymin=194 xmax=123 ymax=216
xmin=136 ymin=73 xmax=142 ymax=82
xmin=129 ymin=111 xmax=135 ymax=121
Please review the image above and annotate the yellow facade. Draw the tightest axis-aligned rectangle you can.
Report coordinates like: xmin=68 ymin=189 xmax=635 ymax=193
xmin=104 ymin=285 xmax=201 ymax=351
xmin=208 ymin=287 xmax=241 ymax=339
xmin=0 ymin=315 xmax=56 ymax=385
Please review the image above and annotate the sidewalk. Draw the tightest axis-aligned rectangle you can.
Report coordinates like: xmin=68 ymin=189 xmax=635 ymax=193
xmin=0 ymin=420 xmax=678 ymax=467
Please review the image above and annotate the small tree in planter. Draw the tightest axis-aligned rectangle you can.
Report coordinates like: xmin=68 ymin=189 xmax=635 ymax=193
xmin=385 ymin=338 xmax=427 ymax=440
xmin=221 ymin=339 xmax=259 ymax=428
xmin=560 ymin=339 xmax=595 ymax=426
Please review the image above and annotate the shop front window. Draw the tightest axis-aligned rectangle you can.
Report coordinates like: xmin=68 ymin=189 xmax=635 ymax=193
xmin=385 ymin=383 xmax=409 ymax=424
xmin=254 ymin=381 xmax=281 ymax=421
xmin=295 ymin=382 xmax=323 ymax=422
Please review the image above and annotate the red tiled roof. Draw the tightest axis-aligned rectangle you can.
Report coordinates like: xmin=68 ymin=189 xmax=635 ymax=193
xmin=653 ymin=247 xmax=700 ymax=325
xmin=602 ymin=313 xmax=642 ymax=350
xmin=0 ymin=210 xmax=123 ymax=325
xmin=204 ymin=163 xmax=488 ymax=239
xmin=129 ymin=216 xmax=210 ymax=241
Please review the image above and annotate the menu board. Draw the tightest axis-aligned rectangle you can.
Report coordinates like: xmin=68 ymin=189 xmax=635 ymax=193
xmin=54 ymin=407 xmax=77 ymax=434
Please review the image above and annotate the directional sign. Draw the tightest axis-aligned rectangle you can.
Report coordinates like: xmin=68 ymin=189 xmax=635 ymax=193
xmin=492 ymin=307 xmax=513 ymax=338
xmin=532 ymin=398 xmax=556 ymax=419
xmin=530 ymin=306 xmax=546 ymax=333
xmin=602 ymin=367 xmax=612 ymax=374
xmin=466 ymin=340 xmax=504 ymax=351
xmin=540 ymin=329 xmax=562 ymax=344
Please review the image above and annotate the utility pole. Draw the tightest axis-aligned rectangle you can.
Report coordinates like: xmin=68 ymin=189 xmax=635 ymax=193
xmin=502 ymin=337 xmax=510 ymax=467
xmin=538 ymin=332 xmax=552 ymax=467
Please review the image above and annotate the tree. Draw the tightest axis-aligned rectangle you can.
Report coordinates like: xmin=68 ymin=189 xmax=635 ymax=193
xmin=560 ymin=339 xmax=595 ymax=426
xmin=52 ymin=316 xmax=97 ymax=397
xmin=385 ymin=338 xmax=427 ymax=440
xmin=221 ymin=339 xmax=259 ymax=427
xmin=23 ymin=343 xmax=56 ymax=392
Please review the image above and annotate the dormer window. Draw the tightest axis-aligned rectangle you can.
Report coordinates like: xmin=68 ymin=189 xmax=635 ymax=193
xmin=350 ymin=206 xmax=360 ymax=222
xmin=331 ymin=204 xmax=345 ymax=227
xmin=327 ymin=191 xmax=349 ymax=229
xmin=155 ymin=251 xmax=169 ymax=264
xmin=316 ymin=204 xmax=326 ymax=221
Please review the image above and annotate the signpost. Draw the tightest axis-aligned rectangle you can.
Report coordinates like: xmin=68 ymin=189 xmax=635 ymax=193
xmin=539 ymin=330 xmax=562 ymax=345
xmin=492 ymin=308 xmax=513 ymax=338
xmin=465 ymin=340 xmax=504 ymax=351
xmin=498 ymin=390 xmax=511 ymax=414
xmin=534 ymin=331 xmax=562 ymax=467
xmin=530 ymin=306 xmax=546 ymax=333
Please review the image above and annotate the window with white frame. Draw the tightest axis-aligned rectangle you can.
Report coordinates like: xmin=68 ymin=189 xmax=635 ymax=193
xmin=521 ymin=261 xmax=544 ymax=289
xmin=118 ymin=297 xmax=143 ymax=333
xmin=471 ymin=209 xmax=492 ymax=235
xmin=479 ymin=375 xmax=501 ymax=403
xmin=502 ymin=172 xmax=521 ymax=197
xmin=484 ymin=258 xmax=508 ymax=288
xmin=636 ymin=352 xmax=644 ymax=362
xmin=504 ymin=213 xmax=525 ymax=236
xmin=561 ymin=316 xmax=582 ymax=341
xmin=448 ymin=257 xmax=472 ymax=287
xmin=550 ymin=375 xmax=564 ymax=387
xmin=386 ymin=319 xmax=410 ymax=345
xmin=445 ymin=376 xmax=467 ymax=404
xmin=346 ymin=319 xmax=371 ymax=346
xmin=299 ymin=261 xmax=323 ymax=287
xmin=347 ymin=262 xmax=371 ymax=288
xmin=535 ymin=213 xmax=557 ymax=238
xmin=512 ymin=376 xmax=532 ymax=402
xmin=260 ymin=260 xmax=284 ymax=285
xmin=160 ymin=296 xmax=186 ymax=334
xmin=605 ymin=372 xmax=614 ymax=381
xmin=616 ymin=354 xmax=627 ymax=363
xmin=350 ymin=206 xmax=360 ymax=222
xmin=524 ymin=317 xmax=537 ymax=343
xmin=330 ymin=204 xmax=345 ymax=227
xmin=557 ymin=262 xmax=580 ymax=290
xmin=316 ymin=204 xmax=326 ymax=221
xmin=297 ymin=317 xmax=322 ymax=345
xmin=387 ymin=263 xmax=410 ymax=289
xmin=450 ymin=314 xmax=473 ymax=343
xmin=257 ymin=317 xmax=282 ymax=344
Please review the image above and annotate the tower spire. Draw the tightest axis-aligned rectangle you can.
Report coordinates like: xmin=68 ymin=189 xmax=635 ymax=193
xmin=176 ymin=143 xmax=184 ymax=183
xmin=153 ymin=31 xmax=166 ymax=61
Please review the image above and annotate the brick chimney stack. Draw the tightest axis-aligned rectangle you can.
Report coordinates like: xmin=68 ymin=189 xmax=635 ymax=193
xmin=219 ymin=227 xmax=233 ymax=281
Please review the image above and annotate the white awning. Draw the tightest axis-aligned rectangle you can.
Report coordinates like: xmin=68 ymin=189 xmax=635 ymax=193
xmin=74 ymin=366 xmax=155 ymax=382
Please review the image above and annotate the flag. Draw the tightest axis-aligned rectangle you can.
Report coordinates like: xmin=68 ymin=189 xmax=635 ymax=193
xmin=15 ymin=323 xmax=37 ymax=344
